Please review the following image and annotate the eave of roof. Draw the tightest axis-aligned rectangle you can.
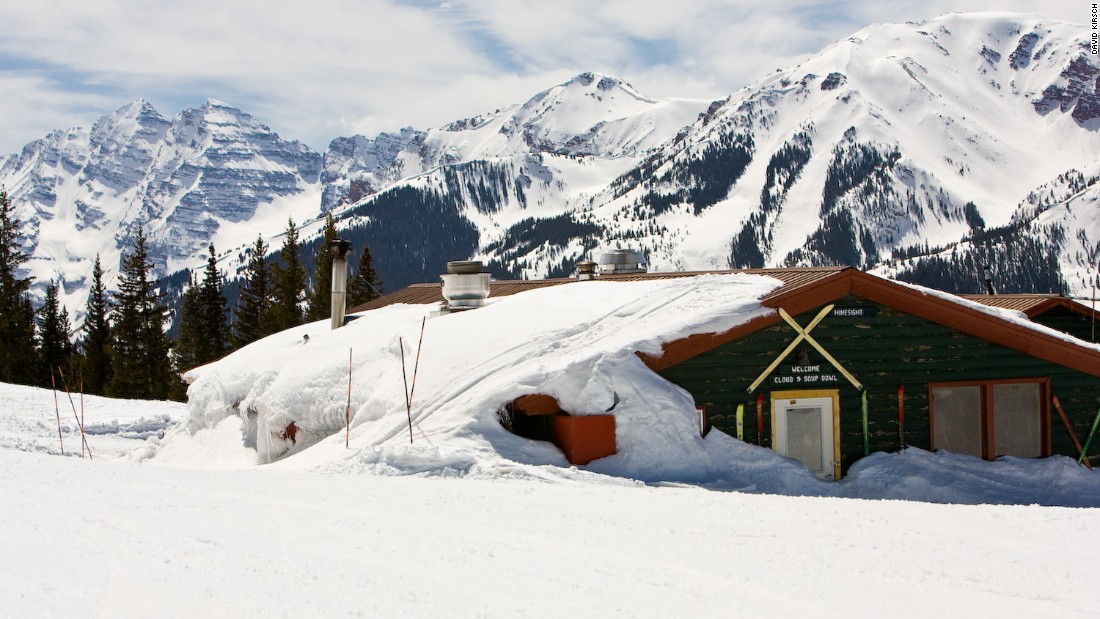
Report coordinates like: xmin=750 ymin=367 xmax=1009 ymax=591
xmin=963 ymin=294 xmax=1100 ymax=319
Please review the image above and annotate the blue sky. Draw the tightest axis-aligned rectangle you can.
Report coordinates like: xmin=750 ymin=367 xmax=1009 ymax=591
xmin=0 ymin=0 xmax=1082 ymax=154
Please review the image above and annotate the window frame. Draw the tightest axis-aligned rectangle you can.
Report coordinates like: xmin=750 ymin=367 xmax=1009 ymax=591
xmin=928 ymin=377 xmax=1051 ymax=460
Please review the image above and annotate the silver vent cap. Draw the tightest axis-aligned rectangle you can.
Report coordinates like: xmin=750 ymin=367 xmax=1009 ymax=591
xmin=598 ymin=249 xmax=647 ymax=274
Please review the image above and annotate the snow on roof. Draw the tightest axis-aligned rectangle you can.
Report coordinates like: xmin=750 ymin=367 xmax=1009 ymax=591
xmin=172 ymin=273 xmax=779 ymax=471
xmin=897 ymin=279 xmax=1100 ymax=355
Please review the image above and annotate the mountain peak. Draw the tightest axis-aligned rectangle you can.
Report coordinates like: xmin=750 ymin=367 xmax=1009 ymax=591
xmin=560 ymin=72 xmax=654 ymax=102
xmin=203 ymin=98 xmax=237 ymax=110
xmin=106 ymin=99 xmax=165 ymax=123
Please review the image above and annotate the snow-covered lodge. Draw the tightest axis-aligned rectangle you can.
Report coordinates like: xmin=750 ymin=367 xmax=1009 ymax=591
xmin=347 ymin=257 xmax=1100 ymax=480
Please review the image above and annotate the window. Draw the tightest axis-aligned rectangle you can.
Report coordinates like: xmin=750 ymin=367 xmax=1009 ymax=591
xmin=931 ymin=385 xmax=982 ymax=457
xmin=929 ymin=379 xmax=1049 ymax=460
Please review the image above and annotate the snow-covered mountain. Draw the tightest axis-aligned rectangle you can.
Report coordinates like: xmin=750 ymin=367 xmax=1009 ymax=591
xmin=331 ymin=12 xmax=1100 ymax=293
xmin=6 ymin=12 xmax=1100 ymax=325
xmin=0 ymin=99 xmax=322 ymax=315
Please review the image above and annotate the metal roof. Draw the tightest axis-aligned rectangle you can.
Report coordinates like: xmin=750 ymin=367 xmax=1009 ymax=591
xmin=962 ymin=294 xmax=1098 ymax=318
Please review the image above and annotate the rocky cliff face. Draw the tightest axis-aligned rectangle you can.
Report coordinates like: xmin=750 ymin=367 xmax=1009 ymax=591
xmin=1 ymin=99 xmax=322 ymax=314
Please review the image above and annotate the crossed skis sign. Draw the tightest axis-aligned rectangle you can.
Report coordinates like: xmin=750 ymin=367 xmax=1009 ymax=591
xmin=747 ymin=304 xmax=863 ymax=393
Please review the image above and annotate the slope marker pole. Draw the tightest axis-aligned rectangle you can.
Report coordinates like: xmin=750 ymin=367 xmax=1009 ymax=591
xmin=50 ymin=368 xmax=65 ymax=456
xmin=400 ymin=337 xmax=413 ymax=444
xmin=58 ymin=367 xmax=91 ymax=459
xmin=407 ymin=316 xmax=427 ymax=417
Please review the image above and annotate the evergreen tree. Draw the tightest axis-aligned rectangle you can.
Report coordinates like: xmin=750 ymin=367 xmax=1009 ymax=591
xmin=108 ymin=228 xmax=172 ymax=399
xmin=347 ymin=243 xmax=383 ymax=307
xmin=197 ymin=244 xmax=228 ymax=362
xmin=80 ymin=255 xmax=112 ymax=394
xmin=231 ymin=234 xmax=272 ymax=348
xmin=306 ymin=213 xmax=339 ymax=321
xmin=0 ymin=188 xmax=37 ymax=384
xmin=37 ymin=279 xmax=73 ymax=385
xmin=173 ymin=273 xmax=202 ymax=373
xmin=267 ymin=218 xmax=306 ymax=332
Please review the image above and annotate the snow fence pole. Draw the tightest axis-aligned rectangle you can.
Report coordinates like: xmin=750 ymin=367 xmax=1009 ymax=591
xmin=400 ymin=337 xmax=413 ymax=444
xmin=1052 ymin=394 xmax=1091 ymax=469
xmin=1078 ymin=405 xmax=1100 ymax=466
xmin=861 ymin=390 xmax=869 ymax=457
xmin=50 ymin=368 xmax=64 ymax=456
xmin=58 ymin=367 xmax=91 ymax=459
xmin=346 ymin=348 xmax=352 ymax=449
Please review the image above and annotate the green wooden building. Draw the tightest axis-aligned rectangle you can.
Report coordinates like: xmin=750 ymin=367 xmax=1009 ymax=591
xmin=356 ymin=266 xmax=1100 ymax=478
xmin=643 ymin=268 xmax=1100 ymax=479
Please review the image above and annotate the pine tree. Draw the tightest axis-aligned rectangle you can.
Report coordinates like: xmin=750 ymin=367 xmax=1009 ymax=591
xmin=267 ymin=218 xmax=306 ymax=332
xmin=80 ymin=254 xmax=112 ymax=394
xmin=108 ymin=228 xmax=172 ymax=399
xmin=348 ymin=243 xmax=383 ymax=307
xmin=37 ymin=279 xmax=73 ymax=385
xmin=231 ymin=235 xmax=272 ymax=348
xmin=306 ymin=213 xmax=339 ymax=321
xmin=197 ymin=244 xmax=228 ymax=362
xmin=173 ymin=273 xmax=202 ymax=373
xmin=0 ymin=188 xmax=37 ymax=385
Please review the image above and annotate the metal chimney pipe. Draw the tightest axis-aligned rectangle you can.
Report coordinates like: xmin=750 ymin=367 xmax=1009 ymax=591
xmin=330 ymin=239 xmax=351 ymax=330
xmin=983 ymin=265 xmax=995 ymax=296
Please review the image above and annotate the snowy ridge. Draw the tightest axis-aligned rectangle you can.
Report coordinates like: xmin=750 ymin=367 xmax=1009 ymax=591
xmin=325 ymin=12 xmax=1100 ymax=297
xmin=7 ymin=12 xmax=1100 ymax=324
xmin=580 ymin=13 xmax=1100 ymax=282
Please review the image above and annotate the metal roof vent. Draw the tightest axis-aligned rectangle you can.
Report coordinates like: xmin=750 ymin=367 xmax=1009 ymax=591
xmin=598 ymin=249 xmax=647 ymax=274
xmin=440 ymin=260 xmax=490 ymax=310
xmin=576 ymin=260 xmax=598 ymax=280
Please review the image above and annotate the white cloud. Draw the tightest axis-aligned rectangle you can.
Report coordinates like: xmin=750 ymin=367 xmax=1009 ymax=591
xmin=0 ymin=0 xmax=1086 ymax=154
